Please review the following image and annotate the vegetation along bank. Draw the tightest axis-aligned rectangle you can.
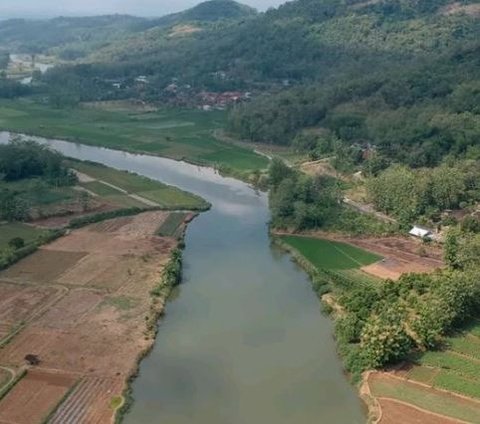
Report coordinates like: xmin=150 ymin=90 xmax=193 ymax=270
xmin=0 ymin=138 xmax=205 ymax=422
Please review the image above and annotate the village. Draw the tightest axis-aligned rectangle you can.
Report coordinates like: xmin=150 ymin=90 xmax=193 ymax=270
xmin=105 ymin=73 xmax=253 ymax=110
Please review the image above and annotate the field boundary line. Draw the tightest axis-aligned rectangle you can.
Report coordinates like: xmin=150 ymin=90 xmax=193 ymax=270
xmin=0 ymin=285 xmax=68 ymax=347
xmin=0 ymin=367 xmax=15 ymax=393
xmin=447 ymin=349 xmax=480 ymax=364
xmin=385 ymin=372 xmax=480 ymax=406
xmin=377 ymin=397 xmax=472 ymax=424
xmin=326 ymin=240 xmax=365 ymax=268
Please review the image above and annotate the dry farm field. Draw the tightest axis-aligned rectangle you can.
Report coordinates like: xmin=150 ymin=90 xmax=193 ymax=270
xmin=0 ymin=210 xmax=189 ymax=424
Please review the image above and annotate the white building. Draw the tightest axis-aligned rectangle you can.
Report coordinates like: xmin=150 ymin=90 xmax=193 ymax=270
xmin=409 ymin=225 xmax=434 ymax=240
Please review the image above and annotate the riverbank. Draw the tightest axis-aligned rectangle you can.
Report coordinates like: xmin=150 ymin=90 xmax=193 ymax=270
xmin=0 ymin=211 xmax=191 ymax=423
xmin=271 ymin=229 xmax=480 ymax=424
xmin=0 ymin=100 xmax=269 ymax=182
xmin=1 ymin=134 xmax=365 ymax=423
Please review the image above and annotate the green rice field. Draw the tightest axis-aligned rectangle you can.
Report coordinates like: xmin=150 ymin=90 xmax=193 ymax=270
xmin=0 ymin=100 xmax=269 ymax=175
xmin=406 ymin=321 xmax=480 ymax=400
xmin=279 ymin=235 xmax=381 ymax=270
xmin=71 ymin=161 xmax=208 ymax=210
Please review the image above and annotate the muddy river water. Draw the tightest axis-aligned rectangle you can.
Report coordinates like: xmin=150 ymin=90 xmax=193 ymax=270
xmin=0 ymin=132 xmax=364 ymax=423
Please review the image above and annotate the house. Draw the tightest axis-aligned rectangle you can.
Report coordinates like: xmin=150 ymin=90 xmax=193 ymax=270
xmin=409 ymin=225 xmax=434 ymax=240
xmin=135 ymin=76 xmax=149 ymax=84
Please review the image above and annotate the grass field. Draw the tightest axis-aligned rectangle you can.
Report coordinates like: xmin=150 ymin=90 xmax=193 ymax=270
xmin=0 ymin=223 xmax=48 ymax=249
xmin=0 ymin=100 xmax=269 ymax=175
xmin=279 ymin=235 xmax=381 ymax=270
xmin=156 ymin=213 xmax=187 ymax=237
xmin=71 ymin=161 xmax=208 ymax=210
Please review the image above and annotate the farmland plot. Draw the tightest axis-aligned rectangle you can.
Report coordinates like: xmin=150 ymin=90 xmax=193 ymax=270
xmin=0 ymin=370 xmax=77 ymax=424
xmin=0 ymin=211 xmax=186 ymax=423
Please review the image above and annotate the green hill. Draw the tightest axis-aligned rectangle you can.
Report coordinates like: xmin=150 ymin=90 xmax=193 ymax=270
xmin=142 ymin=0 xmax=257 ymax=28
xmin=2 ymin=0 xmax=480 ymax=169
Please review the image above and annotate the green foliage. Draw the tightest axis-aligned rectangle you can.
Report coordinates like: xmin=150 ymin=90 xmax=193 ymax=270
xmin=366 ymin=163 xmax=480 ymax=223
xmin=0 ymin=79 xmax=31 ymax=99
xmin=0 ymin=101 xmax=267 ymax=176
xmin=334 ymin=262 xmax=480 ymax=372
xmin=156 ymin=213 xmax=188 ymax=237
xmin=335 ymin=314 xmax=363 ymax=344
xmin=0 ymin=138 xmax=76 ymax=184
xmin=8 ymin=237 xmax=25 ymax=250
xmin=0 ymin=229 xmax=63 ymax=270
xmin=0 ymin=190 xmax=29 ymax=221
xmin=444 ymin=227 xmax=461 ymax=269
xmin=361 ymin=305 xmax=413 ymax=368
xmin=68 ymin=207 xmax=149 ymax=229
xmin=461 ymin=216 xmax=480 ymax=233
xmin=151 ymin=248 xmax=183 ymax=296
xmin=269 ymin=161 xmax=342 ymax=230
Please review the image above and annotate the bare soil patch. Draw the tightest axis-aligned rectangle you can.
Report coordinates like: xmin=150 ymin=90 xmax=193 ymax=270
xmin=88 ymin=216 xmax=134 ymax=233
xmin=308 ymin=232 xmax=443 ymax=280
xmin=441 ymin=2 xmax=480 ymax=16
xmin=378 ymin=398 xmax=464 ymax=424
xmin=30 ymin=197 xmax=116 ymax=228
xmin=300 ymin=159 xmax=343 ymax=179
xmin=169 ymin=24 xmax=202 ymax=37
xmin=0 ymin=211 xmax=180 ymax=423
xmin=33 ymin=289 xmax=104 ymax=330
xmin=0 ymin=369 xmax=77 ymax=424
xmin=0 ymin=282 xmax=58 ymax=340
xmin=0 ymin=250 xmax=87 ymax=284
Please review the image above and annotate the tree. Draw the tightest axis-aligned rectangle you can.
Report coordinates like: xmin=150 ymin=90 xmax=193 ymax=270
xmin=268 ymin=158 xmax=294 ymax=188
xmin=8 ymin=237 xmax=25 ymax=250
xmin=444 ymin=227 xmax=461 ymax=269
xmin=360 ymin=306 xmax=412 ymax=368
xmin=0 ymin=190 xmax=29 ymax=221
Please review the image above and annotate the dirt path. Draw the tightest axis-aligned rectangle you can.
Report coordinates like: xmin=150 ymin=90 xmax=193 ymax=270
xmin=343 ymin=197 xmax=397 ymax=224
xmin=73 ymin=169 xmax=160 ymax=207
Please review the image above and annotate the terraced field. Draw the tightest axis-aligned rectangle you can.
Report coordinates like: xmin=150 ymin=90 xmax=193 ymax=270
xmin=370 ymin=321 xmax=480 ymax=423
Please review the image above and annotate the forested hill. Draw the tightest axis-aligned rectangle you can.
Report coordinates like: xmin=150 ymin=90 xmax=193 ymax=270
xmin=50 ymin=0 xmax=478 ymax=169
xmin=0 ymin=0 xmax=257 ymax=58
xmin=3 ymin=0 xmax=480 ymax=169
xmin=0 ymin=15 xmax=144 ymax=56
xmin=141 ymin=0 xmax=257 ymax=29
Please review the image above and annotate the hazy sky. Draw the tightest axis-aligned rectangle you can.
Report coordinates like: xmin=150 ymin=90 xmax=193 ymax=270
xmin=0 ymin=0 xmax=288 ymax=18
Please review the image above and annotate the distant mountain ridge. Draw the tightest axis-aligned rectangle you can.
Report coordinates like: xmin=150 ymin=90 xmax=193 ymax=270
xmin=139 ymin=0 xmax=257 ymax=29
xmin=0 ymin=0 xmax=257 ymax=55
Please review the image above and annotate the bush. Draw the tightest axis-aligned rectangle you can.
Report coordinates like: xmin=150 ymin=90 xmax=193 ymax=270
xmin=8 ymin=237 xmax=25 ymax=250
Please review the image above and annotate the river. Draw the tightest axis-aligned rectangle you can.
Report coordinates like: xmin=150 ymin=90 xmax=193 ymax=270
xmin=8 ymin=54 xmax=54 ymax=84
xmin=0 ymin=132 xmax=364 ymax=423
